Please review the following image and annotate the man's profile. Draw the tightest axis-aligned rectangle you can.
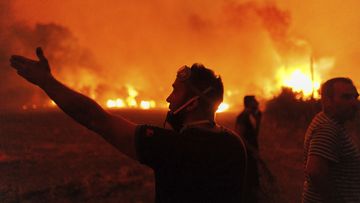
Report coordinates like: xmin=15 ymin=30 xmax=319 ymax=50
xmin=10 ymin=48 xmax=248 ymax=202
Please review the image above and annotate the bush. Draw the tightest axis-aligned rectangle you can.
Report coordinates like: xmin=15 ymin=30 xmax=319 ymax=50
xmin=265 ymin=88 xmax=321 ymax=127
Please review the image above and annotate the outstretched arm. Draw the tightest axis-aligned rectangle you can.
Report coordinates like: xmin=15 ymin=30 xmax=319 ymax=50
xmin=10 ymin=47 xmax=137 ymax=159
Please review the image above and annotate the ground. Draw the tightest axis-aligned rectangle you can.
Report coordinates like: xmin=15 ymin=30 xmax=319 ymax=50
xmin=1 ymin=108 xmax=358 ymax=202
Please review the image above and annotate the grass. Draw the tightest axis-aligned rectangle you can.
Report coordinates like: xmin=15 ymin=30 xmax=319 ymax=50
xmin=1 ymin=105 xmax=358 ymax=202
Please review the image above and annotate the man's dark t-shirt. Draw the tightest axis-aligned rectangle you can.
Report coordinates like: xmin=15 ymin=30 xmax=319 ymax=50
xmin=236 ymin=111 xmax=259 ymax=149
xmin=135 ymin=125 xmax=247 ymax=203
xmin=236 ymin=111 xmax=261 ymax=202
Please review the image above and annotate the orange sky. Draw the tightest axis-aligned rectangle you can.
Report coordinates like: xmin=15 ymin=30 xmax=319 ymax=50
xmin=2 ymin=0 xmax=360 ymax=110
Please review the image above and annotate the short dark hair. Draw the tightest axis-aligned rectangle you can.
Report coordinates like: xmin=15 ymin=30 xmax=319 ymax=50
xmin=186 ymin=63 xmax=224 ymax=112
xmin=244 ymin=95 xmax=256 ymax=107
xmin=321 ymin=77 xmax=354 ymax=99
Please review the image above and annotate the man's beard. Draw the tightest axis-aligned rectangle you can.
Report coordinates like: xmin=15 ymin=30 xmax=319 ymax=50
xmin=164 ymin=110 xmax=186 ymax=132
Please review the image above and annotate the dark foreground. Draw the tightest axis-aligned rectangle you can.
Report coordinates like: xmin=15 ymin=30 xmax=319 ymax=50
xmin=0 ymin=109 xmax=319 ymax=202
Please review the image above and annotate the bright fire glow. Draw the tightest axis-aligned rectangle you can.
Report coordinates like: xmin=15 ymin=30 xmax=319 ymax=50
xmin=277 ymin=66 xmax=321 ymax=98
xmin=140 ymin=100 xmax=156 ymax=110
xmin=106 ymin=98 xmax=125 ymax=108
xmin=106 ymin=85 xmax=159 ymax=109
xmin=216 ymin=102 xmax=230 ymax=113
xmin=126 ymin=85 xmax=138 ymax=107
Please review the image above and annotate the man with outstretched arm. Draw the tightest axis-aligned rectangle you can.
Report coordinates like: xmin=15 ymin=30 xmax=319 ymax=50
xmin=10 ymin=48 xmax=248 ymax=203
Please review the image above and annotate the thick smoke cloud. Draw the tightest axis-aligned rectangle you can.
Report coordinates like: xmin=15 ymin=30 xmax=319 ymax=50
xmin=1 ymin=1 xmax=108 ymax=111
xmin=3 ymin=0 xmax=359 ymax=111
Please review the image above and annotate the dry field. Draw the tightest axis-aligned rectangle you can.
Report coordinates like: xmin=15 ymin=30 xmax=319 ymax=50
xmin=2 ymin=107 xmax=357 ymax=202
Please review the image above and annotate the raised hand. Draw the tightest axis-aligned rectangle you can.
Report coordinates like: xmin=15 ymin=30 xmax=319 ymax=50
xmin=10 ymin=47 xmax=52 ymax=87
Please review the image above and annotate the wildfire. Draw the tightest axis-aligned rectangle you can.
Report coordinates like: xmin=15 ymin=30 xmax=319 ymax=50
xmin=126 ymin=85 xmax=138 ymax=107
xmin=276 ymin=63 xmax=322 ymax=99
xmin=105 ymin=85 xmax=158 ymax=110
xmin=140 ymin=100 xmax=156 ymax=109
xmin=104 ymin=85 xmax=231 ymax=112
xmin=106 ymin=98 xmax=125 ymax=108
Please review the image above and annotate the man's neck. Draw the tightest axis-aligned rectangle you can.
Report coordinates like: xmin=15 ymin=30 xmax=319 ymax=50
xmin=183 ymin=113 xmax=215 ymax=126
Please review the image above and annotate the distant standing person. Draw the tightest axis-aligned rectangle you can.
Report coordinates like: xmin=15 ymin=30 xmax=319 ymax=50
xmin=303 ymin=77 xmax=360 ymax=203
xmin=236 ymin=95 xmax=262 ymax=149
xmin=235 ymin=95 xmax=262 ymax=202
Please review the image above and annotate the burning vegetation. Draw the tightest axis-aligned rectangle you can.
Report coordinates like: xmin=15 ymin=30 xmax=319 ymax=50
xmin=2 ymin=1 xmax=359 ymax=112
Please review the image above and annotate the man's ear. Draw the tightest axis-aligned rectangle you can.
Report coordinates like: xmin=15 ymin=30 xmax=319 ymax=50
xmin=186 ymin=98 xmax=199 ymax=111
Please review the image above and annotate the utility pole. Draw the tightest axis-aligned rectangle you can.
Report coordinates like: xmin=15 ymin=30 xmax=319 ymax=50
xmin=310 ymin=54 xmax=315 ymax=100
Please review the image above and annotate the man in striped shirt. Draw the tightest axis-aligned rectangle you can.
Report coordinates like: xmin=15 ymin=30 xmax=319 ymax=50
xmin=303 ymin=77 xmax=360 ymax=203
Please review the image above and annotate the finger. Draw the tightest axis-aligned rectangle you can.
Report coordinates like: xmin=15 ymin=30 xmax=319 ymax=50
xmin=10 ymin=55 xmax=37 ymax=64
xmin=17 ymin=69 xmax=25 ymax=75
xmin=36 ymin=47 xmax=48 ymax=64
xmin=10 ymin=60 xmax=26 ymax=71
xmin=17 ymin=69 xmax=28 ymax=78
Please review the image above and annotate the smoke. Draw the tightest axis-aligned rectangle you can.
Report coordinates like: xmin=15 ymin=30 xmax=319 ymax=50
xmin=0 ymin=0 xmax=32 ymax=111
xmin=4 ymin=0 xmax=358 ymax=111
xmin=0 ymin=1 xmax=109 ymax=111
xmin=277 ymin=0 xmax=360 ymax=78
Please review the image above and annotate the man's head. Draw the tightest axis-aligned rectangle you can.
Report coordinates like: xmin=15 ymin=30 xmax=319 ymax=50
xmin=244 ymin=95 xmax=259 ymax=112
xmin=321 ymin=77 xmax=359 ymax=122
xmin=166 ymin=63 xmax=223 ymax=120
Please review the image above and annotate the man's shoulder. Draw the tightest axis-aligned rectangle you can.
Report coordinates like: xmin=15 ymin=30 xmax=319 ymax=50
xmin=184 ymin=125 xmax=238 ymax=137
xmin=237 ymin=111 xmax=249 ymax=120
xmin=183 ymin=126 xmax=244 ymax=144
xmin=306 ymin=112 xmax=342 ymax=144
xmin=309 ymin=112 xmax=341 ymax=131
xmin=136 ymin=124 xmax=178 ymax=138
xmin=218 ymin=125 xmax=241 ymax=137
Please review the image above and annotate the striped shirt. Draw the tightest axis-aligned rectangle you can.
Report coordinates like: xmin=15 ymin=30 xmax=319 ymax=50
xmin=303 ymin=112 xmax=360 ymax=203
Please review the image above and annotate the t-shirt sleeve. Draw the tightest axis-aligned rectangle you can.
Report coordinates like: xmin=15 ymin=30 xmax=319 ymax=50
xmin=135 ymin=125 xmax=180 ymax=169
xmin=309 ymin=126 xmax=339 ymax=163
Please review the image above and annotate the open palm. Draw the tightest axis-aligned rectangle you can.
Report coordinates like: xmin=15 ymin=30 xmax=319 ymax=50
xmin=10 ymin=47 xmax=52 ymax=86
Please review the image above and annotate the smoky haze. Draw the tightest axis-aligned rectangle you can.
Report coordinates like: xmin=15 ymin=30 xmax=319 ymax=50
xmin=2 ymin=0 xmax=360 ymax=111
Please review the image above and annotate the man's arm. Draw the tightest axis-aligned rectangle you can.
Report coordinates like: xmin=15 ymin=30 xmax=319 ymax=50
xmin=10 ymin=47 xmax=137 ymax=159
xmin=306 ymin=155 xmax=338 ymax=203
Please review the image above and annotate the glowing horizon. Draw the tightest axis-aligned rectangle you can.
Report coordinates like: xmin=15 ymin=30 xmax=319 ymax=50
xmin=2 ymin=1 xmax=360 ymax=111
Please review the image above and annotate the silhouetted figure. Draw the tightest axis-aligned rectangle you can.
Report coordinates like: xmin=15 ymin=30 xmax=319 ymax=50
xmin=10 ymin=48 xmax=248 ymax=203
xmin=236 ymin=96 xmax=261 ymax=149
xmin=235 ymin=95 xmax=261 ymax=203
xmin=303 ymin=78 xmax=360 ymax=203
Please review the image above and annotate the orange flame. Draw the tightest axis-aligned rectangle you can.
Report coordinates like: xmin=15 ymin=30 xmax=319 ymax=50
xmin=274 ymin=57 xmax=334 ymax=99
xmin=140 ymin=100 xmax=156 ymax=110
xmin=277 ymin=67 xmax=321 ymax=98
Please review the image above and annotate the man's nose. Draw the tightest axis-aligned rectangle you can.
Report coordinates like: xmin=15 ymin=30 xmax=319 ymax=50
xmin=166 ymin=94 xmax=171 ymax=103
